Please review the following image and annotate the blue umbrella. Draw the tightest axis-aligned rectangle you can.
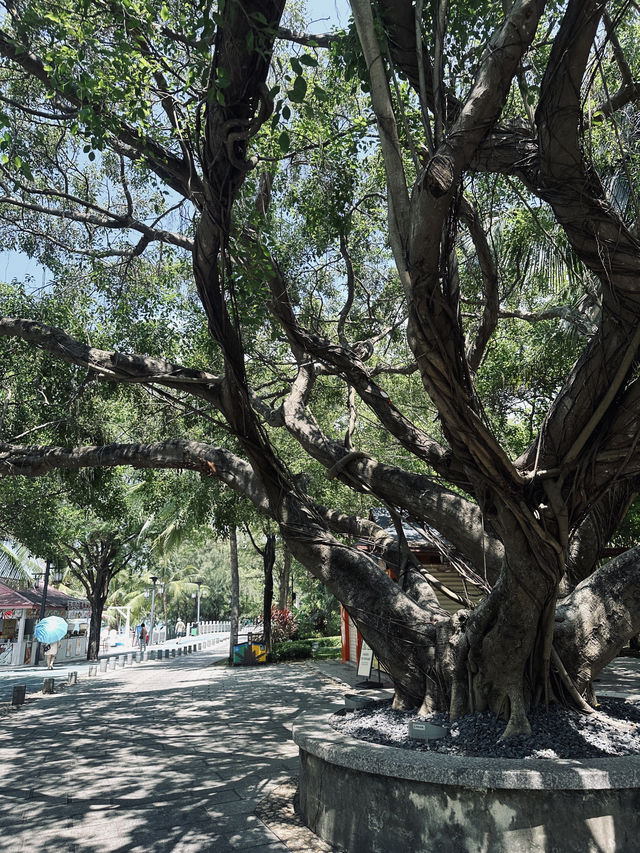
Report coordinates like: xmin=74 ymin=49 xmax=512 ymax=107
xmin=34 ymin=616 xmax=68 ymax=643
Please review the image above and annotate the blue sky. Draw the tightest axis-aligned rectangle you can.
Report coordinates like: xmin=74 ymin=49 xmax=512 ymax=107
xmin=305 ymin=0 xmax=350 ymax=31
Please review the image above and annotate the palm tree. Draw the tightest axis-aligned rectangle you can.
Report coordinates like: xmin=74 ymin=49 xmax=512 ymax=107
xmin=0 ymin=541 xmax=43 ymax=585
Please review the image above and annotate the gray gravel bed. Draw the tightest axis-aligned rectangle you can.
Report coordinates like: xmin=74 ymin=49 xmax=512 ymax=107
xmin=331 ymin=697 xmax=640 ymax=759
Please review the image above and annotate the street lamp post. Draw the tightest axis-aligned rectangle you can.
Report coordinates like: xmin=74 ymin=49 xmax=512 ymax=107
xmin=196 ymin=580 xmax=202 ymax=624
xmin=34 ymin=558 xmax=64 ymax=666
xmin=149 ymin=575 xmax=158 ymax=647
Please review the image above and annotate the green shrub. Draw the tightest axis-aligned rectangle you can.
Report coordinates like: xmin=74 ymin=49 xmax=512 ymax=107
xmin=268 ymin=640 xmax=312 ymax=662
xmin=268 ymin=635 xmax=341 ymax=663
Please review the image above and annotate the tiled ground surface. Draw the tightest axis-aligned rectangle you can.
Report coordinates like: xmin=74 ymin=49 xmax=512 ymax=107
xmin=0 ymin=652 xmax=352 ymax=852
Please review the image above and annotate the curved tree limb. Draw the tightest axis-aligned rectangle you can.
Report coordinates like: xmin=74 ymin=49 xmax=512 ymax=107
xmin=517 ymin=0 xmax=640 ymax=483
xmin=554 ymin=546 xmax=640 ymax=694
xmin=0 ymin=317 xmax=223 ymax=404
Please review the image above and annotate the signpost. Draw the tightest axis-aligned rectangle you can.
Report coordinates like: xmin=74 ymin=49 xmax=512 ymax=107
xmin=357 ymin=642 xmax=374 ymax=678
xmin=357 ymin=640 xmax=385 ymax=688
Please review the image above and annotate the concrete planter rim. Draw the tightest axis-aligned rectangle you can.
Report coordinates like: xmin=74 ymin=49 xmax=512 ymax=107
xmin=292 ymin=707 xmax=640 ymax=791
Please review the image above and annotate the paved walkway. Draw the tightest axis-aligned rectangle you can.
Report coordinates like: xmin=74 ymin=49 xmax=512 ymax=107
xmin=0 ymin=646 xmax=637 ymax=853
xmin=0 ymin=635 xmax=231 ymax=703
xmin=0 ymin=647 xmax=360 ymax=852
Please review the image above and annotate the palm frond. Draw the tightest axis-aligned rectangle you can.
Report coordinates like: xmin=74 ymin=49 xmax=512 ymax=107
xmin=0 ymin=541 xmax=41 ymax=583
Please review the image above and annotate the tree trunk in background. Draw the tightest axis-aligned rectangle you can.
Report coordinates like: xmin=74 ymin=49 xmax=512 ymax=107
xmin=85 ymin=566 xmax=110 ymax=662
xmin=228 ymin=525 xmax=240 ymax=665
xmin=278 ymin=544 xmax=291 ymax=610
xmin=262 ymin=533 xmax=275 ymax=650
xmin=87 ymin=596 xmax=105 ymax=661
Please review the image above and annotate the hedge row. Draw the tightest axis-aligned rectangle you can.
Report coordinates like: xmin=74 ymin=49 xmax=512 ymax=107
xmin=268 ymin=636 xmax=341 ymax=663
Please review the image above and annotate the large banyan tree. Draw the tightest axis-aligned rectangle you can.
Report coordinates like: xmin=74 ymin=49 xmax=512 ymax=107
xmin=1 ymin=0 xmax=640 ymax=735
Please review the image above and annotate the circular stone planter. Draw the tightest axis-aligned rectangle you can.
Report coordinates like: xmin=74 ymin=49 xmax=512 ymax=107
xmin=292 ymin=709 xmax=640 ymax=853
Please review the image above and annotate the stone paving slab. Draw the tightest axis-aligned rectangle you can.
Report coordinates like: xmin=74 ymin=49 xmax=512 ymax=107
xmin=593 ymin=655 xmax=640 ymax=699
xmin=0 ymin=649 xmax=349 ymax=851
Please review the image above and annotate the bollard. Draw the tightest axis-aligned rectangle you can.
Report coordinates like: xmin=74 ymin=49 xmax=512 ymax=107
xmin=89 ymin=665 xmax=98 ymax=677
xmin=109 ymin=657 xmax=116 ymax=670
xmin=126 ymin=653 xmax=133 ymax=666
xmin=118 ymin=655 xmax=126 ymax=667
xmin=135 ymin=651 xmax=141 ymax=663
xmin=42 ymin=678 xmax=54 ymax=694
xmin=99 ymin=659 xmax=108 ymax=673
xmin=177 ymin=646 xmax=182 ymax=656
xmin=12 ymin=685 xmax=26 ymax=705
xmin=164 ymin=649 xmax=170 ymax=659
xmin=171 ymin=648 xmax=176 ymax=657
xmin=67 ymin=671 xmax=78 ymax=685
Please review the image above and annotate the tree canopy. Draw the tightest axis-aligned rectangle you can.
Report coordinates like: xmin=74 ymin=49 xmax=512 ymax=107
xmin=1 ymin=0 xmax=640 ymax=736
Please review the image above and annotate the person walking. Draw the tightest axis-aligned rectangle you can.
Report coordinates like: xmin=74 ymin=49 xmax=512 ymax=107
xmin=175 ymin=617 xmax=185 ymax=641
xmin=45 ymin=641 xmax=59 ymax=670
xmin=138 ymin=623 xmax=148 ymax=653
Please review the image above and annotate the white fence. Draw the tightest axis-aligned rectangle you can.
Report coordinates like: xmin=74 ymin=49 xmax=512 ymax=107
xmin=184 ymin=620 xmax=230 ymax=638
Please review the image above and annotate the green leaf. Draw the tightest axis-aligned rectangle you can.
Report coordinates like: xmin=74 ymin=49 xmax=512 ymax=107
xmin=289 ymin=76 xmax=307 ymax=104
xmin=278 ymin=130 xmax=290 ymax=153
xmin=216 ymin=67 xmax=231 ymax=88
xmin=160 ymin=4 xmax=169 ymax=21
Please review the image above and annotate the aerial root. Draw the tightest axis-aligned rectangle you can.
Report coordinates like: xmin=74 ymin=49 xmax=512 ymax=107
xmin=551 ymin=647 xmax=594 ymax=714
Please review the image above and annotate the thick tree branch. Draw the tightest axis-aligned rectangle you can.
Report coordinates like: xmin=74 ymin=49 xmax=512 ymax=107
xmin=0 ymin=439 xmax=270 ymax=513
xmin=0 ymin=317 xmax=223 ymax=404
xmin=376 ymin=0 xmax=461 ymax=119
xmin=266 ymin=268 xmax=460 ymax=481
xmin=401 ymin=0 xmax=546 ymax=497
xmin=554 ymin=546 xmax=640 ymax=693
xmin=351 ymin=0 xmax=412 ymax=288
xmin=518 ymin=0 xmax=640 ymax=482
xmin=276 ymin=27 xmax=337 ymax=49
xmin=461 ymin=197 xmax=499 ymax=372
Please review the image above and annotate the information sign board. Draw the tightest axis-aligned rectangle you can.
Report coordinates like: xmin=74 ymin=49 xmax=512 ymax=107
xmin=357 ymin=641 xmax=374 ymax=678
